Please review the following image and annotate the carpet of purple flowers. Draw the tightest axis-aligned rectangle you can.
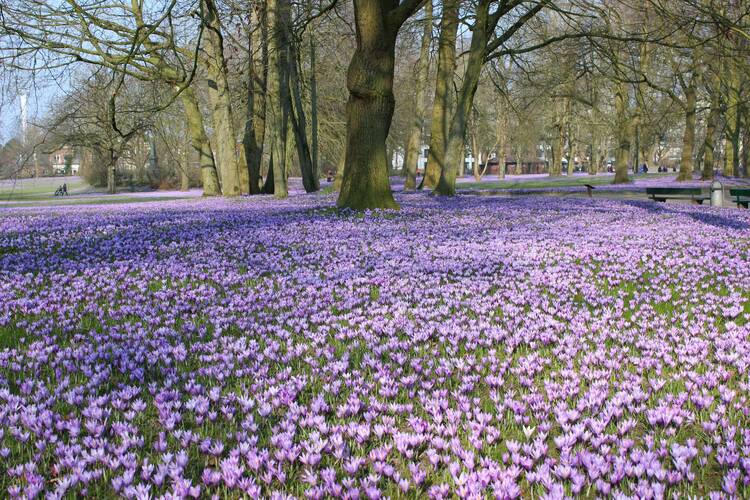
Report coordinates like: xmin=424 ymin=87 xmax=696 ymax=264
xmin=1 ymin=194 xmax=749 ymax=499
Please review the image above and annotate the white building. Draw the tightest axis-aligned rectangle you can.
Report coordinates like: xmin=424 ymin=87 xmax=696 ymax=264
xmin=49 ymin=146 xmax=80 ymax=175
xmin=414 ymin=146 xmax=474 ymax=174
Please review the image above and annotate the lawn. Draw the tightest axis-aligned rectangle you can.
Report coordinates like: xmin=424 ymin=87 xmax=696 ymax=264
xmin=456 ymin=172 xmax=674 ymax=191
xmin=0 ymin=193 xmax=748 ymax=498
xmin=0 ymin=176 xmax=202 ymax=207
xmin=0 ymin=176 xmax=92 ymax=200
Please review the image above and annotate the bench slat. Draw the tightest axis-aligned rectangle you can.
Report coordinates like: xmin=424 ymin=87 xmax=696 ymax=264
xmin=646 ymin=187 xmax=704 ymax=195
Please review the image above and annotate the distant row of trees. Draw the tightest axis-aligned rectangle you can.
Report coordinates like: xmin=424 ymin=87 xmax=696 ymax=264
xmin=1 ymin=0 xmax=750 ymax=207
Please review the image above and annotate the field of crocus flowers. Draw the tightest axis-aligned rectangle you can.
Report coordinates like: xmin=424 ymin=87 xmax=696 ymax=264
xmin=0 ymin=194 xmax=749 ymax=499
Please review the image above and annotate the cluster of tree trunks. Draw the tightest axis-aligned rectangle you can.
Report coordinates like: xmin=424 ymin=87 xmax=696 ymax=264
xmin=402 ymin=1 xmax=432 ymax=191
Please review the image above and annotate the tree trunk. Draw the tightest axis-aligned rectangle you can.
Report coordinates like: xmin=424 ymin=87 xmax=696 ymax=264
xmin=308 ymin=1 xmax=320 ymax=188
xmin=725 ymin=61 xmax=740 ymax=177
xmin=613 ymin=81 xmax=631 ymax=184
xmin=181 ymin=132 xmax=191 ymax=191
xmin=243 ymin=2 xmax=267 ymax=195
xmin=403 ymin=0 xmax=432 ymax=190
xmin=589 ymin=130 xmax=600 ymax=175
xmin=567 ymin=123 xmax=576 ymax=176
xmin=589 ymin=141 xmax=599 ymax=175
xmin=568 ymin=140 xmax=575 ymax=176
xmin=267 ymin=0 xmax=290 ymax=198
xmin=677 ymin=82 xmax=696 ymax=181
xmin=202 ymin=0 xmax=242 ymax=196
xmin=550 ymin=126 xmax=563 ymax=176
xmin=261 ymin=152 xmax=275 ymax=194
xmin=337 ymin=1 xmax=404 ymax=209
xmin=333 ymin=153 xmax=344 ymax=191
xmin=107 ymin=150 xmax=116 ymax=194
xmin=496 ymin=110 xmax=507 ymax=179
xmin=434 ymin=0 xmax=488 ymax=196
xmin=423 ymin=0 xmax=458 ymax=190
xmin=180 ymin=87 xmax=221 ymax=196
xmin=550 ymin=100 xmax=567 ymax=177
xmin=471 ymin=131 xmax=481 ymax=181
xmin=288 ymin=40 xmax=319 ymax=192
xmin=742 ymin=112 xmax=750 ymax=178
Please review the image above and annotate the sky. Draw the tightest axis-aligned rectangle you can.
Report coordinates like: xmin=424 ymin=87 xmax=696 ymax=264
xmin=1 ymin=79 xmax=66 ymax=145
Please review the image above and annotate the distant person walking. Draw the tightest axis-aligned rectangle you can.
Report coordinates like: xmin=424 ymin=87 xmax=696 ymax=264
xmin=62 ymin=183 xmax=68 ymax=196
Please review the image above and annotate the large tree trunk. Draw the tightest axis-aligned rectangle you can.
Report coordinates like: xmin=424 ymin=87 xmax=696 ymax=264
xmin=337 ymin=2 xmax=404 ymax=209
xmin=403 ymin=0 xmax=432 ymax=190
xmin=202 ymin=0 xmax=242 ymax=196
xmin=243 ymin=3 xmax=267 ymax=195
xmin=677 ymin=82 xmax=696 ymax=181
xmin=180 ymin=87 xmax=221 ymax=196
xmin=613 ymin=81 xmax=631 ymax=184
xmin=267 ymin=0 xmax=290 ymax=198
xmin=422 ymin=0 xmax=458 ymax=190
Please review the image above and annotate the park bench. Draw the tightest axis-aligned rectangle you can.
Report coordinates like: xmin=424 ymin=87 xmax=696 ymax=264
xmin=729 ymin=188 xmax=750 ymax=208
xmin=646 ymin=187 xmax=709 ymax=204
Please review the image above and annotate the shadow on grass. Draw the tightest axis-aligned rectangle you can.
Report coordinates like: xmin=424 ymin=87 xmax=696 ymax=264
xmin=621 ymin=199 xmax=750 ymax=231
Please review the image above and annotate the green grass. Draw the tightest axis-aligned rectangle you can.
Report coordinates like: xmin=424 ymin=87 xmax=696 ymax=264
xmin=0 ymin=195 xmax=199 ymax=208
xmin=458 ymin=172 xmax=671 ymax=191
xmin=0 ymin=176 xmax=92 ymax=200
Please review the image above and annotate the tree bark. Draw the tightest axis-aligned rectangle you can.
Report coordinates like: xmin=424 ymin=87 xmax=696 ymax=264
xmin=288 ymin=40 xmax=319 ymax=192
xmin=677 ymin=82 xmax=696 ymax=181
xmin=308 ymin=1 xmax=320 ymax=188
xmin=107 ymin=149 xmax=116 ymax=194
xmin=742 ymin=111 xmax=750 ymax=178
xmin=550 ymin=99 xmax=567 ymax=177
xmin=202 ymin=0 xmax=242 ymax=196
xmin=180 ymin=87 xmax=221 ymax=196
xmin=333 ymin=152 xmax=344 ymax=191
xmin=267 ymin=0 xmax=290 ymax=198
xmin=181 ymin=131 xmax=191 ymax=191
xmin=244 ymin=3 xmax=267 ymax=195
xmin=471 ymin=129 xmax=481 ymax=181
xmin=568 ymin=134 xmax=576 ymax=176
xmin=613 ymin=81 xmax=631 ymax=184
xmin=434 ymin=0 xmax=488 ymax=196
xmin=337 ymin=0 xmax=417 ymax=209
xmin=724 ymin=60 xmax=740 ymax=177
xmin=589 ymin=140 xmax=599 ymax=175
xmin=403 ymin=0 xmax=432 ymax=190
xmin=497 ymin=109 xmax=507 ymax=179
xmin=261 ymin=152 xmax=275 ymax=194
xmin=422 ymin=0 xmax=458 ymax=190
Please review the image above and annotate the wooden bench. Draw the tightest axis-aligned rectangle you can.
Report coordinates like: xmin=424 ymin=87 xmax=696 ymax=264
xmin=646 ymin=187 xmax=709 ymax=204
xmin=729 ymin=189 xmax=750 ymax=208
